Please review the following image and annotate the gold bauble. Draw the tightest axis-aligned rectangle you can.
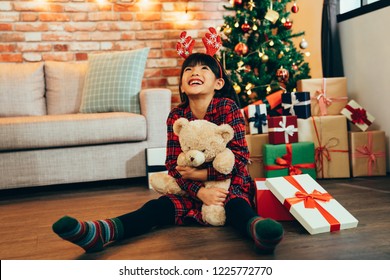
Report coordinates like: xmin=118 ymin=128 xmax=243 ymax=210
xmin=233 ymin=83 xmax=241 ymax=94
xmin=261 ymin=54 xmax=269 ymax=63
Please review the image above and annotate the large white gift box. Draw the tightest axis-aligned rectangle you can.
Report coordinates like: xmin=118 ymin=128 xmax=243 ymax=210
xmin=265 ymin=174 xmax=358 ymax=234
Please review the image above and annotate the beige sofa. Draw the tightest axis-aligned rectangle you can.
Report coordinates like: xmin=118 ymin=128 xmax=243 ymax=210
xmin=0 ymin=61 xmax=171 ymax=190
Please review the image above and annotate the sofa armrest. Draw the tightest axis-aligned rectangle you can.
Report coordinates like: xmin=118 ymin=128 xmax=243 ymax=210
xmin=140 ymin=88 xmax=172 ymax=148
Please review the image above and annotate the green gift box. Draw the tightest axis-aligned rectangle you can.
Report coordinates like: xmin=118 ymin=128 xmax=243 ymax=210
xmin=263 ymin=142 xmax=316 ymax=179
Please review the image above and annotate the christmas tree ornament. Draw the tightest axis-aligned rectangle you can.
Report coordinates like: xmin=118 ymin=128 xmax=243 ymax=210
xmin=299 ymin=38 xmax=308 ymax=49
xmin=261 ymin=54 xmax=269 ymax=63
xmin=234 ymin=42 xmax=249 ymax=55
xmin=248 ymin=0 xmax=256 ymax=11
xmin=278 ymin=51 xmax=284 ymax=59
xmin=252 ymin=24 xmax=258 ymax=31
xmin=233 ymin=0 xmax=243 ymax=7
xmin=292 ymin=63 xmax=298 ymax=70
xmin=276 ymin=67 xmax=289 ymax=83
xmin=224 ymin=26 xmax=232 ymax=35
xmin=284 ymin=19 xmax=292 ymax=30
xmin=264 ymin=2 xmax=279 ymax=24
xmin=233 ymin=83 xmax=241 ymax=94
xmin=291 ymin=2 xmax=299 ymax=13
xmin=241 ymin=22 xmax=251 ymax=33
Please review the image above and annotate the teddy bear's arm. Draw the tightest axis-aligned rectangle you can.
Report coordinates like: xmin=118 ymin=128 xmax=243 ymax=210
xmin=213 ymin=148 xmax=235 ymax=175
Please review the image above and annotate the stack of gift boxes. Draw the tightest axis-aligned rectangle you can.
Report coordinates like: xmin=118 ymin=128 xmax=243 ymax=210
xmin=244 ymin=77 xmax=387 ymax=234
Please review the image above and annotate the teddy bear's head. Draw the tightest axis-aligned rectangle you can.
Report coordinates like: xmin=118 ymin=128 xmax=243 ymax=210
xmin=173 ymin=118 xmax=234 ymax=167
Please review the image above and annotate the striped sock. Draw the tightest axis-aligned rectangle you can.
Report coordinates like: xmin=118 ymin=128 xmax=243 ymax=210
xmin=247 ymin=217 xmax=284 ymax=254
xmin=52 ymin=215 xmax=124 ymax=253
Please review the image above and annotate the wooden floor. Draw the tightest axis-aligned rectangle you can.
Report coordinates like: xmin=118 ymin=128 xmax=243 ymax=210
xmin=0 ymin=175 xmax=390 ymax=260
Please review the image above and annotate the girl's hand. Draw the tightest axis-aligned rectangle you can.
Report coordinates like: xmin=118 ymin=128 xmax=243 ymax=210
xmin=197 ymin=187 xmax=229 ymax=206
xmin=176 ymin=166 xmax=207 ymax=181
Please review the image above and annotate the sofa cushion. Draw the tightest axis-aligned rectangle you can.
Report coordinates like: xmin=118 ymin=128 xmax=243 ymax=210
xmin=45 ymin=61 xmax=88 ymax=115
xmin=0 ymin=62 xmax=46 ymax=117
xmin=79 ymin=48 xmax=150 ymax=114
xmin=0 ymin=112 xmax=146 ymax=151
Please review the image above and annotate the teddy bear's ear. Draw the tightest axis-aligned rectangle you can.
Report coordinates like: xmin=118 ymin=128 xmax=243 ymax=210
xmin=218 ymin=124 xmax=234 ymax=144
xmin=173 ymin=118 xmax=189 ymax=136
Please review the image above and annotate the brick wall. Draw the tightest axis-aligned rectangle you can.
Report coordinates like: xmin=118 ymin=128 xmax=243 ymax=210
xmin=0 ymin=0 xmax=232 ymax=104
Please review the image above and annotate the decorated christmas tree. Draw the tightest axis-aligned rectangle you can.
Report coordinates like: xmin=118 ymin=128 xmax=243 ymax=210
xmin=219 ymin=0 xmax=311 ymax=108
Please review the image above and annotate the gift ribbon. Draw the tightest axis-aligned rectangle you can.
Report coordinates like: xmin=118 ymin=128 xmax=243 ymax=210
xmin=248 ymin=105 xmax=267 ymax=133
xmin=283 ymin=176 xmax=341 ymax=232
xmin=243 ymin=90 xmax=284 ymax=116
xmin=311 ymin=117 xmax=349 ymax=178
xmin=312 ymin=78 xmax=348 ymax=116
xmin=352 ymin=132 xmax=385 ymax=176
xmin=344 ymin=105 xmax=372 ymax=126
xmin=282 ymin=92 xmax=311 ymax=116
xmin=268 ymin=116 xmax=298 ymax=143
xmin=264 ymin=144 xmax=315 ymax=175
xmin=248 ymin=155 xmax=263 ymax=165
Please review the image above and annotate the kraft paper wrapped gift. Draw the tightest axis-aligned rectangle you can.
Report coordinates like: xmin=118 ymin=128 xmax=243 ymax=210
xmin=263 ymin=142 xmax=316 ymax=179
xmin=349 ymin=131 xmax=387 ymax=177
xmin=255 ymin=178 xmax=294 ymax=221
xmin=341 ymin=99 xmax=375 ymax=132
xmin=297 ymin=77 xmax=348 ymax=116
xmin=146 ymin=147 xmax=167 ymax=189
xmin=265 ymin=174 xmax=359 ymax=234
xmin=268 ymin=115 xmax=298 ymax=144
xmin=245 ymin=134 xmax=269 ymax=178
xmin=298 ymin=115 xmax=350 ymax=178
xmin=281 ymin=91 xmax=311 ymax=119
xmin=247 ymin=103 xmax=268 ymax=134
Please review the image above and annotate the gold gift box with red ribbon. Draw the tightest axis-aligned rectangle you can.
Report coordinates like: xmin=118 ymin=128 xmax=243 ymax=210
xmin=349 ymin=131 xmax=387 ymax=177
xmin=298 ymin=115 xmax=350 ymax=178
xmin=297 ymin=77 xmax=348 ymax=116
xmin=341 ymin=99 xmax=375 ymax=132
xmin=266 ymin=174 xmax=359 ymax=234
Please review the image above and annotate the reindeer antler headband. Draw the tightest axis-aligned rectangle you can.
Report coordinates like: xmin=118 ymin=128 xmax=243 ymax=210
xmin=176 ymin=27 xmax=223 ymax=77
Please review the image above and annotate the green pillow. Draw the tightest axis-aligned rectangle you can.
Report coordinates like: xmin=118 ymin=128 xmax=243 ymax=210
xmin=79 ymin=48 xmax=150 ymax=114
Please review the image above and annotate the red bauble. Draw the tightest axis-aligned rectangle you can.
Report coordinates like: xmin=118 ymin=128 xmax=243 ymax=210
xmin=234 ymin=0 xmax=243 ymax=6
xmin=284 ymin=20 xmax=292 ymax=30
xmin=241 ymin=23 xmax=251 ymax=33
xmin=234 ymin=42 xmax=248 ymax=56
xmin=291 ymin=3 xmax=299 ymax=13
xmin=276 ymin=68 xmax=289 ymax=83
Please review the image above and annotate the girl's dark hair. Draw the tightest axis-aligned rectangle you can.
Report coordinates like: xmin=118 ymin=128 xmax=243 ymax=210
xmin=178 ymin=53 xmax=240 ymax=108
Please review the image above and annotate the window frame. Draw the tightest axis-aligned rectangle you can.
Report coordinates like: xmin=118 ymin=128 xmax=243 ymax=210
xmin=337 ymin=0 xmax=389 ymax=22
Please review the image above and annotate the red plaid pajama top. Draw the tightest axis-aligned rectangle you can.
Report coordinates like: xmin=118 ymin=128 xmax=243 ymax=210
xmin=164 ymin=97 xmax=256 ymax=225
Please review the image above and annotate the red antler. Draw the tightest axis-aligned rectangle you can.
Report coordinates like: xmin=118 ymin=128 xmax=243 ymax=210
xmin=176 ymin=31 xmax=195 ymax=59
xmin=202 ymin=27 xmax=222 ymax=57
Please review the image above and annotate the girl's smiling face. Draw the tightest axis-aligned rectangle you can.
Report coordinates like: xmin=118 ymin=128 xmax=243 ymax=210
xmin=180 ymin=63 xmax=224 ymax=97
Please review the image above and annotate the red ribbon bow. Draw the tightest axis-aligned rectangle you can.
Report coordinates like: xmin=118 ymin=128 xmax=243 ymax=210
xmin=345 ymin=105 xmax=371 ymax=126
xmin=283 ymin=176 xmax=341 ymax=232
xmin=265 ymin=144 xmax=315 ymax=175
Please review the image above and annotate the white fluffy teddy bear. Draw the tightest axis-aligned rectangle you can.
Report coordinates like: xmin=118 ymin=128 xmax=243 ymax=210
xmin=149 ymin=117 xmax=235 ymax=226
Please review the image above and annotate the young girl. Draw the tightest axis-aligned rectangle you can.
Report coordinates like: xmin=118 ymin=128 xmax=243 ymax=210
xmin=52 ymin=53 xmax=284 ymax=254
